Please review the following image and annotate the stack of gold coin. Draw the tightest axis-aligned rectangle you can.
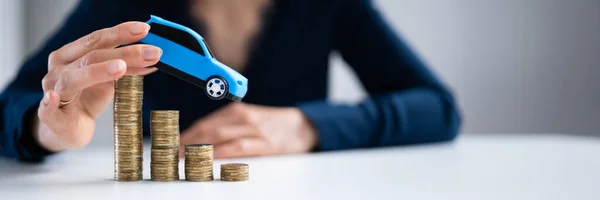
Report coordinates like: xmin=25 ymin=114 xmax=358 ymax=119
xmin=184 ymin=144 xmax=214 ymax=182
xmin=220 ymin=163 xmax=249 ymax=182
xmin=113 ymin=75 xmax=144 ymax=181
xmin=150 ymin=110 xmax=180 ymax=181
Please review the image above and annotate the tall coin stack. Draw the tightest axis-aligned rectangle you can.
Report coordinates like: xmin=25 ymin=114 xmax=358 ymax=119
xmin=113 ymin=75 xmax=144 ymax=181
xmin=150 ymin=110 xmax=180 ymax=181
xmin=220 ymin=163 xmax=249 ymax=182
xmin=185 ymin=144 xmax=214 ymax=182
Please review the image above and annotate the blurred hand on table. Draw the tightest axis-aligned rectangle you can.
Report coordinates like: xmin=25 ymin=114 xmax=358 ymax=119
xmin=180 ymin=103 xmax=318 ymax=159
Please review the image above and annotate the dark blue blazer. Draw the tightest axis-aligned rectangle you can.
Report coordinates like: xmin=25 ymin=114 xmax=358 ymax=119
xmin=0 ymin=0 xmax=461 ymax=162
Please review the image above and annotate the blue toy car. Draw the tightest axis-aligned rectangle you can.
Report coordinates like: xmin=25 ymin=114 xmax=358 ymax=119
xmin=139 ymin=15 xmax=248 ymax=101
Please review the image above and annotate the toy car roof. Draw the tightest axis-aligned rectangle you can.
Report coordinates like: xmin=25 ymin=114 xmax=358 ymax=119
xmin=146 ymin=15 xmax=205 ymax=41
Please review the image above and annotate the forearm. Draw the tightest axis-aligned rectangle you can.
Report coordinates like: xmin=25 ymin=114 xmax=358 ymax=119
xmin=298 ymin=87 xmax=461 ymax=151
xmin=0 ymin=89 xmax=54 ymax=162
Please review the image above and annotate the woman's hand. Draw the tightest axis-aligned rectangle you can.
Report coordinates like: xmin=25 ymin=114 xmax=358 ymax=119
xmin=34 ymin=22 xmax=162 ymax=152
xmin=180 ymin=103 xmax=318 ymax=159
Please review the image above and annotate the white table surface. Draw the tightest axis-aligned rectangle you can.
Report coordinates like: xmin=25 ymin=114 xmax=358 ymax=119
xmin=1 ymin=134 xmax=599 ymax=200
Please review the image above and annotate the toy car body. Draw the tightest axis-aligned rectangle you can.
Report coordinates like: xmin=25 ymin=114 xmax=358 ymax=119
xmin=139 ymin=15 xmax=247 ymax=101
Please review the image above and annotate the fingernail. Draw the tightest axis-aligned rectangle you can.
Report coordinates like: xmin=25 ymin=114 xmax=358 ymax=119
xmin=42 ymin=92 xmax=50 ymax=106
xmin=108 ymin=60 xmax=125 ymax=74
xmin=130 ymin=23 xmax=149 ymax=35
xmin=143 ymin=47 xmax=162 ymax=60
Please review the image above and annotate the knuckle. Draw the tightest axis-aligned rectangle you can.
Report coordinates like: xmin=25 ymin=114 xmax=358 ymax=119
xmin=230 ymin=103 xmax=244 ymax=111
xmin=243 ymin=113 xmax=254 ymax=123
xmin=236 ymin=140 xmax=248 ymax=152
xmin=98 ymin=28 xmax=115 ymax=44
xmin=193 ymin=134 xmax=208 ymax=144
xmin=84 ymin=50 xmax=100 ymax=65
xmin=214 ymin=127 xmax=227 ymax=140
xmin=41 ymin=75 xmax=54 ymax=91
xmin=213 ymin=127 xmax=223 ymax=136
xmin=197 ymin=124 xmax=209 ymax=134
xmin=240 ymin=111 xmax=257 ymax=124
xmin=48 ymin=51 xmax=59 ymax=66
xmin=83 ymin=31 xmax=101 ymax=48
xmin=55 ymin=73 xmax=70 ymax=93
xmin=78 ymin=54 xmax=90 ymax=69
xmin=123 ymin=46 xmax=142 ymax=59
xmin=84 ymin=65 xmax=97 ymax=81
xmin=112 ymin=25 xmax=122 ymax=37
xmin=106 ymin=27 xmax=120 ymax=43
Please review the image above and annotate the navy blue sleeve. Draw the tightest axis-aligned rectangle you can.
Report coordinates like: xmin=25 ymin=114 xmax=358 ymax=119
xmin=0 ymin=0 xmax=116 ymax=162
xmin=298 ymin=0 xmax=462 ymax=151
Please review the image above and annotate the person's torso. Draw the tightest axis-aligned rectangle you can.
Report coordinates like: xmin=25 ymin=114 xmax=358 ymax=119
xmin=110 ymin=0 xmax=341 ymax=134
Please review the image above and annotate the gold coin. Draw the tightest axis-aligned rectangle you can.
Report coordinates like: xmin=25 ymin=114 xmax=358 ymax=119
xmin=186 ymin=177 xmax=214 ymax=181
xmin=149 ymin=109 xmax=181 ymax=182
xmin=219 ymin=163 xmax=249 ymax=182
xmin=221 ymin=177 xmax=249 ymax=182
xmin=113 ymin=75 xmax=144 ymax=182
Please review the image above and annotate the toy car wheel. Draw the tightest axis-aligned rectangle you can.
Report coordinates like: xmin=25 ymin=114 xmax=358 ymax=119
xmin=205 ymin=76 xmax=228 ymax=100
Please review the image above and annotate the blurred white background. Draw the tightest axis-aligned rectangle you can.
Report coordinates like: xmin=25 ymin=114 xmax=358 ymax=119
xmin=1 ymin=0 xmax=599 ymax=143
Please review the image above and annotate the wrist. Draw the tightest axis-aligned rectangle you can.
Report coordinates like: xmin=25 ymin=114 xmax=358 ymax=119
xmin=294 ymin=108 xmax=318 ymax=152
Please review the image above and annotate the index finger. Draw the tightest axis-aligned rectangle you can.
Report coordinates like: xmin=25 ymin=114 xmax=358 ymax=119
xmin=52 ymin=22 xmax=150 ymax=65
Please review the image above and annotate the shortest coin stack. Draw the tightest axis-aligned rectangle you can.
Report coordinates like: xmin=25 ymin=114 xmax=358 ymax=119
xmin=220 ymin=163 xmax=249 ymax=182
xmin=185 ymin=144 xmax=214 ymax=182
